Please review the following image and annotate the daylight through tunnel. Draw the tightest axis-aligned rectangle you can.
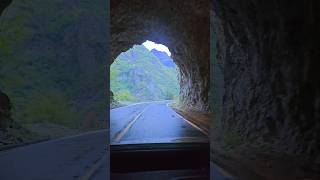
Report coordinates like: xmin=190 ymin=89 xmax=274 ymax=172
xmin=111 ymin=0 xmax=210 ymax=112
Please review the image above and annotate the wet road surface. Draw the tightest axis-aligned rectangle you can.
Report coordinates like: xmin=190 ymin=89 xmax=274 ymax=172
xmin=110 ymin=101 xmax=208 ymax=144
xmin=110 ymin=101 xmax=234 ymax=179
xmin=0 ymin=129 xmax=108 ymax=180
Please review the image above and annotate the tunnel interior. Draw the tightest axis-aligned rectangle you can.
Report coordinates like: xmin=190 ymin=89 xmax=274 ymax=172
xmin=1 ymin=0 xmax=318 ymax=156
xmin=112 ymin=0 xmax=319 ymax=177
xmin=111 ymin=0 xmax=210 ymax=112
xmin=1 ymin=0 xmax=319 ymax=178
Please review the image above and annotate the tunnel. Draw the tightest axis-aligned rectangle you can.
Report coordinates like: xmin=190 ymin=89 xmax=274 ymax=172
xmin=1 ymin=0 xmax=319 ymax=178
xmin=111 ymin=0 xmax=210 ymax=112
xmin=112 ymin=0 xmax=319 ymax=178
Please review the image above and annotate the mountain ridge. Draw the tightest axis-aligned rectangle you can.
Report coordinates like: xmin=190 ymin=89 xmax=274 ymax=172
xmin=150 ymin=49 xmax=176 ymax=67
xmin=111 ymin=45 xmax=179 ymax=102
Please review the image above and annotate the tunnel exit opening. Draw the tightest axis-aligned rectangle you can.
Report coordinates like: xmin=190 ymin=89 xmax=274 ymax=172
xmin=110 ymin=0 xmax=210 ymax=178
xmin=109 ymin=0 xmax=210 ymax=147
xmin=110 ymin=40 xmax=180 ymax=107
xmin=109 ymin=39 xmax=209 ymax=145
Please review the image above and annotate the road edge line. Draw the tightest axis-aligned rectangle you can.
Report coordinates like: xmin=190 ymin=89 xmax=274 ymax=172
xmin=166 ymin=102 xmax=208 ymax=136
xmin=78 ymin=154 xmax=106 ymax=180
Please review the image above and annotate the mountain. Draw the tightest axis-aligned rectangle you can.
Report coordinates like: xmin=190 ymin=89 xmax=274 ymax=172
xmin=151 ymin=49 xmax=176 ymax=67
xmin=111 ymin=45 xmax=179 ymax=102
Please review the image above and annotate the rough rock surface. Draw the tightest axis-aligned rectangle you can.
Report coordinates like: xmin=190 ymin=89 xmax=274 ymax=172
xmin=0 ymin=90 xmax=12 ymax=130
xmin=211 ymin=0 xmax=320 ymax=160
xmin=111 ymin=0 xmax=210 ymax=111
xmin=0 ymin=0 xmax=12 ymax=16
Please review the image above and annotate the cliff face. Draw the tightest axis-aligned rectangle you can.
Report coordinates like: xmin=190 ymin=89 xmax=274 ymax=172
xmin=111 ymin=0 xmax=210 ymax=111
xmin=111 ymin=45 xmax=179 ymax=102
xmin=211 ymin=0 xmax=320 ymax=160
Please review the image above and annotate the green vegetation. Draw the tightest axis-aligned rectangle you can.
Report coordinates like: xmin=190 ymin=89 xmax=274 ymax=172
xmin=111 ymin=45 xmax=179 ymax=102
xmin=22 ymin=89 xmax=78 ymax=127
xmin=114 ymin=90 xmax=136 ymax=102
xmin=0 ymin=0 xmax=107 ymax=129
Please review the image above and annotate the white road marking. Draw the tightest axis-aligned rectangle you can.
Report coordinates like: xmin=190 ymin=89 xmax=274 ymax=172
xmin=112 ymin=107 xmax=149 ymax=143
xmin=113 ymin=100 xmax=173 ymax=110
xmin=78 ymin=154 xmax=107 ymax=180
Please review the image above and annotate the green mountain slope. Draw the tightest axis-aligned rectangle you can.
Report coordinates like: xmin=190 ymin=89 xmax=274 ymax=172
xmin=0 ymin=0 xmax=107 ymax=128
xmin=111 ymin=45 xmax=179 ymax=102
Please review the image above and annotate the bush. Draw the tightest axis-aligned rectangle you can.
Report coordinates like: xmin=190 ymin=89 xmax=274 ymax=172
xmin=22 ymin=89 xmax=78 ymax=127
xmin=115 ymin=90 xmax=136 ymax=102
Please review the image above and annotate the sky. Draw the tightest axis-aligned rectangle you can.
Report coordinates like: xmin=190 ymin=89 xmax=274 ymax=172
xmin=142 ymin=40 xmax=171 ymax=56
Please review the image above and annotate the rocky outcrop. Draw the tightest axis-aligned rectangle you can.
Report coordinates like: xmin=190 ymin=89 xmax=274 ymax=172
xmin=110 ymin=91 xmax=120 ymax=109
xmin=0 ymin=0 xmax=12 ymax=16
xmin=0 ymin=90 xmax=39 ymax=146
xmin=0 ymin=90 xmax=12 ymax=130
xmin=211 ymin=0 xmax=320 ymax=160
xmin=111 ymin=0 xmax=210 ymax=111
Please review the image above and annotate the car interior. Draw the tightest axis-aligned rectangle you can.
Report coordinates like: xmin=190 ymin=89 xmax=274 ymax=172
xmin=110 ymin=142 xmax=209 ymax=179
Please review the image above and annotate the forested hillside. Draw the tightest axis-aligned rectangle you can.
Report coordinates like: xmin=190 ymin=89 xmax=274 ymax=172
xmin=0 ymin=0 xmax=107 ymax=129
xmin=111 ymin=45 xmax=179 ymax=102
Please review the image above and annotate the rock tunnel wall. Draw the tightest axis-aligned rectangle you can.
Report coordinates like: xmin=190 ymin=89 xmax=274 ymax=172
xmin=111 ymin=0 xmax=210 ymax=111
xmin=211 ymin=0 xmax=320 ymax=159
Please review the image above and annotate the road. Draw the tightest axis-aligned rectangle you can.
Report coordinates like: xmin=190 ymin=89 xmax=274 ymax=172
xmin=0 ymin=129 xmax=108 ymax=180
xmin=0 ymin=101 xmax=233 ymax=180
xmin=111 ymin=101 xmax=235 ymax=180
xmin=110 ymin=101 xmax=208 ymax=144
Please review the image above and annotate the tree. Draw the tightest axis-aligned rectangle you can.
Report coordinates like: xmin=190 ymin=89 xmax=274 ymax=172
xmin=164 ymin=89 xmax=174 ymax=100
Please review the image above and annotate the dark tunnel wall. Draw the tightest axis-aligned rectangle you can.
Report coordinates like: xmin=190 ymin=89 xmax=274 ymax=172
xmin=211 ymin=0 xmax=320 ymax=161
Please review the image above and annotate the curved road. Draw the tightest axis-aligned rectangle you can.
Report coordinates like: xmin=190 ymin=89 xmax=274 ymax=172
xmin=110 ymin=101 xmax=208 ymax=145
xmin=0 ymin=130 xmax=108 ymax=180
xmin=111 ymin=101 xmax=234 ymax=180
xmin=0 ymin=101 xmax=231 ymax=180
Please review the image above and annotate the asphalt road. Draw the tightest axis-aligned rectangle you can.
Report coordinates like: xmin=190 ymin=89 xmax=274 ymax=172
xmin=110 ymin=101 xmax=208 ymax=144
xmin=111 ymin=102 xmax=235 ymax=180
xmin=0 ymin=102 xmax=232 ymax=180
xmin=0 ymin=129 xmax=108 ymax=180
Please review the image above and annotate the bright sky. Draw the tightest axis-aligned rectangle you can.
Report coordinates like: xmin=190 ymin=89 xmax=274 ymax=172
xmin=142 ymin=40 xmax=171 ymax=56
